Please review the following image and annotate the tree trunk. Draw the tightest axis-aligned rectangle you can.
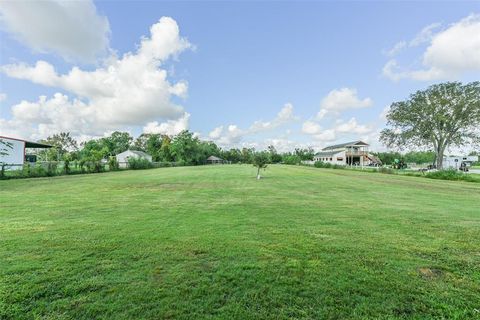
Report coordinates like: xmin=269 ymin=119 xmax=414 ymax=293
xmin=256 ymin=167 xmax=261 ymax=179
xmin=436 ymin=145 xmax=445 ymax=170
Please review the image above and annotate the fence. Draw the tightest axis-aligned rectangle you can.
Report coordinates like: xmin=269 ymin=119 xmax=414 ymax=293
xmin=0 ymin=160 xmax=185 ymax=180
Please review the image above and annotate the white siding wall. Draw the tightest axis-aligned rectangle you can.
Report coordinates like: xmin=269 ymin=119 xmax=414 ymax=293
xmin=0 ymin=138 xmax=25 ymax=170
xmin=116 ymin=150 xmax=152 ymax=168
xmin=116 ymin=150 xmax=135 ymax=164
xmin=314 ymin=151 xmax=346 ymax=165
xmin=116 ymin=150 xmax=134 ymax=168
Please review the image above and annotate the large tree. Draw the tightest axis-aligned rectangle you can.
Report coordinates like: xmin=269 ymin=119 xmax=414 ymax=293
xmin=38 ymin=132 xmax=78 ymax=161
xmin=170 ymin=130 xmax=202 ymax=164
xmin=380 ymin=82 xmax=480 ymax=169
xmin=133 ymin=134 xmax=163 ymax=161
xmin=102 ymin=131 xmax=133 ymax=156
xmin=294 ymin=147 xmax=315 ymax=161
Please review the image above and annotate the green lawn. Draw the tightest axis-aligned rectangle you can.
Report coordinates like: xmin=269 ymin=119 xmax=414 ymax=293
xmin=1 ymin=165 xmax=479 ymax=319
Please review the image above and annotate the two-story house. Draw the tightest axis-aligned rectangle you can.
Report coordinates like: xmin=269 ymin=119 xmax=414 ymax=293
xmin=313 ymin=140 xmax=378 ymax=166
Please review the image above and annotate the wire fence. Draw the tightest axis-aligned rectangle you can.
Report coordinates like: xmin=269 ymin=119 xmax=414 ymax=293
xmin=0 ymin=160 xmax=190 ymax=180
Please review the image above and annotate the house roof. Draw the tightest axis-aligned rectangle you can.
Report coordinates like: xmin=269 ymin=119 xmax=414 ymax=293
xmin=128 ymin=150 xmax=151 ymax=158
xmin=117 ymin=150 xmax=151 ymax=157
xmin=314 ymin=151 xmax=342 ymax=157
xmin=207 ymin=155 xmax=223 ymax=161
xmin=322 ymin=140 xmax=369 ymax=151
xmin=0 ymin=135 xmax=52 ymax=149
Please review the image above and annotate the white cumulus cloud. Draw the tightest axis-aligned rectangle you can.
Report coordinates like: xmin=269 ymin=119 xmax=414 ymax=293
xmin=383 ymin=14 xmax=480 ymax=81
xmin=302 ymin=116 xmax=374 ymax=144
xmin=1 ymin=17 xmax=192 ymax=139
xmin=385 ymin=41 xmax=407 ymax=57
xmin=314 ymin=88 xmax=373 ymax=119
xmin=301 ymin=120 xmax=322 ymax=135
xmin=0 ymin=0 xmax=110 ymax=63
xmin=208 ymin=126 xmax=224 ymax=140
xmin=313 ymin=129 xmax=336 ymax=142
xmin=208 ymin=103 xmax=299 ymax=147
xmin=335 ymin=117 xmax=373 ymax=134
xmin=320 ymin=88 xmax=373 ymax=112
xmin=409 ymin=22 xmax=442 ymax=47
xmin=143 ymin=112 xmax=190 ymax=136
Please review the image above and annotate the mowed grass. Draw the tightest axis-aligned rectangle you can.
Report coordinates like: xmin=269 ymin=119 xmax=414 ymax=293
xmin=1 ymin=165 xmax=479 ymax=319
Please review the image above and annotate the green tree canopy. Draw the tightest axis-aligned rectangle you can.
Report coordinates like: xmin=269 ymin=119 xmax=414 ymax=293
xmin=221 ymin=148 xmax=243 ymax=163
xmin=170 ymin=131 xmax=204 ymax=164
xmin=380 ymin=82 xmax=480 ymax=169
xmin=294 ymin=147 xmax=315 ymax=161
xmin=253 ymin=151 xmax=270 ymax=179
xmin=38 ymin=132 xmax=78 ymax=161
xmin=102 ymin=131 xmax=133 ymax=156
xmin=133 ymin=134 xmax=164 ymax=161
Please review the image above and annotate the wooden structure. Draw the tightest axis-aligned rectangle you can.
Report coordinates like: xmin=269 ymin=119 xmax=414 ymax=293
xmin=206 ymin=155 xmax=225 ymax=164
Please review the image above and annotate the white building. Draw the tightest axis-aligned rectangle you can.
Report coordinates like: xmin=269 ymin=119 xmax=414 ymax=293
xmin=116 ymin=150 xmax=153 ymax=168
xmin=442 ymin=155 xmax=478 ymax=171
xmin=313 ymin=141 xmax=380 ymax=166
xmin=0 ymin=136 xmax=52 ymax=170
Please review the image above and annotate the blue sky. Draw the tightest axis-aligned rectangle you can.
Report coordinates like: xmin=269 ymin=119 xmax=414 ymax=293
xmin=1 ymin=1 xmax=479 ymax=151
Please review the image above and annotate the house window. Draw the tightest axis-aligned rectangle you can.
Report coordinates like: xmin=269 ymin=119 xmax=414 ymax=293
xmin=330 ymin=158 xmax=333 ymax=161
xmin=337 ymin=157 xmax=343 ymax=161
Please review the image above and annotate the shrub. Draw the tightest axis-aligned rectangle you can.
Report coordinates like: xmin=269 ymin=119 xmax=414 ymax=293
xmin=17 ymin=163 xmax=48 ymax=178
xmin=283 ymin=155 xmax=301 ymax=165
xmin=86 ymin=161 xmax=104 ymax=173
xmin=78 ymin=159 xmax=87 ymax=172
xmin=174 ymin=160 xmax=186 ymax=167
xmin=425 ymin=169 xmax=476 ymax=182
xmin=378 ymin=167 xmax=395 ymax=174
xmin=128 ymin=157 xmax=153 ymax=170
xmin=108 ymin=156 xmax=120 ymax=171
xmin=64 ymin=160 xmax=70 ymax=174
xmin=314 ymin=161 xmax=325 ymax=168
xmin=46 ymin=162 xmax=58 ymax=176
xmin=313 ymin=161 xmax=332 ymax=168
xmin=62 ymin=153 xmax=73 ymax=174
xmin=314 ymin=161 xmax=341 ymax=169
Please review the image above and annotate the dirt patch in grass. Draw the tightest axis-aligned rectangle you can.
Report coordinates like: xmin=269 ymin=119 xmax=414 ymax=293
xmin=418 ymin=267 xmax=443 ymax=279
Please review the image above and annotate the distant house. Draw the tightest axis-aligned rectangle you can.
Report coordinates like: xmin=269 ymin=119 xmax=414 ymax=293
xmin=206 ymin=155 xmax=224 ymax=164
xmin=313 ymin=141 xmax=380 ymax=166
xmin=116 ymin=150 xmax=152 ymax=168
xmin=0 ymin=135 xmax=52 ymax=170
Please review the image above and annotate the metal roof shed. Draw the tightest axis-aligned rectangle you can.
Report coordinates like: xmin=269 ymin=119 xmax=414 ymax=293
xmin=0 ymin=136 xmax=52 ymax=170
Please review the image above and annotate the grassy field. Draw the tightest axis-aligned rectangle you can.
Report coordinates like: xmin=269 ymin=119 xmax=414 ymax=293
xmin=1 ymin=165 xmax=479 ymax=319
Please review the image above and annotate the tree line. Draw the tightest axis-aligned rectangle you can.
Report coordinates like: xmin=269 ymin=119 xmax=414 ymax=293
xmin=4 ymin=80 xmax=480 ymax=172
xmin=34 ymin=131 xmax=316 ymax=166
